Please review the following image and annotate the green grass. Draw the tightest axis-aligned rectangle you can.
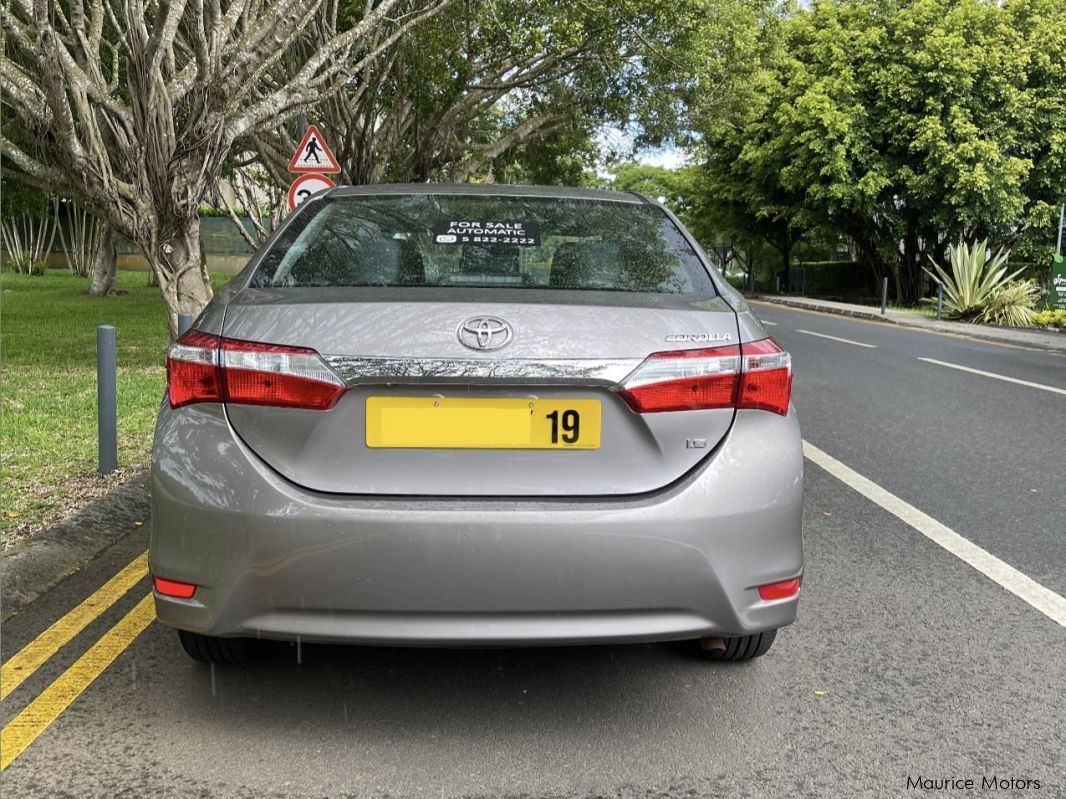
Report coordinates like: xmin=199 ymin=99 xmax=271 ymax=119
xmin=890 ymin=304 xmax=937 ymax=318
xmin=1 ymin=268 xmax=229 ymax=539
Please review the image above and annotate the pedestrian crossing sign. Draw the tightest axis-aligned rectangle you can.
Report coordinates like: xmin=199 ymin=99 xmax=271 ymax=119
xmin=288 ymin=125 xmax=341 ymax=174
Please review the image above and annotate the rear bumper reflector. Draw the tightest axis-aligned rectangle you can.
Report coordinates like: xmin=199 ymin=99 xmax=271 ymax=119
xmin=153 ymin=576 xmax=197 ymax=599
xmin=757 ymin=577 xmax=801 ymax=601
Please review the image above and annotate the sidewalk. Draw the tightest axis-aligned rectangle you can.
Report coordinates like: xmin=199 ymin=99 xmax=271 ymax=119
xmin=1 ymin=469 xmax=150 ymax=620
xmin=752 ymin=295 xmax=1066 ymax=353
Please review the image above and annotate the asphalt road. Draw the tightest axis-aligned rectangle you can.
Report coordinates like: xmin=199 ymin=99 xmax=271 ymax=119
xmin=2 ymin=304 xmax=1064 ymax=798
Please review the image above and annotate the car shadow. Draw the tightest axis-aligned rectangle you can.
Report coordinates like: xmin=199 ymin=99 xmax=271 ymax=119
xmin=171 ymin=636 xmax=759 ymax=740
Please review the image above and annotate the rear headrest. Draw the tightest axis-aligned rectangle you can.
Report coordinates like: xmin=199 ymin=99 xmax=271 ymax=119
xmin=549 ymin=243 xmax=583 ymax=287
xmin=397 ymin=238 xmax=425 ymax=284
xmin=459 ymin=244 xmax=520 ymax=275
xmin=549 ymin=241 xmax=621 ymax=288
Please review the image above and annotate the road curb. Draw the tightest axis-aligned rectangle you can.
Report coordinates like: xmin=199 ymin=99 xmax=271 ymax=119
xmin=752 ymin=295 xmax=1066 ymax=352
xmin=753 ymin=296 xmax=897 ymax=324
xmin=1 ymin=469 xmax=151 ymax=622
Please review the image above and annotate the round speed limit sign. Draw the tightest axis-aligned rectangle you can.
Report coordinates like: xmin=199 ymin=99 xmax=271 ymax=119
xmin=287 ymin=173 xmax=336 ymax=211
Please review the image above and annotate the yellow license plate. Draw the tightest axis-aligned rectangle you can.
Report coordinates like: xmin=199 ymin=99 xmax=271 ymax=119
xmin=365 ymin=397 xmax=602 ymax=449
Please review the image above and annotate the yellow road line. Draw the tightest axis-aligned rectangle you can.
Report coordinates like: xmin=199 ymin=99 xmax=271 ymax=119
xmin=1 ymin=592 xmax=155 ymax=770
xmin=1 ymin=552 xmax=149 ymax=701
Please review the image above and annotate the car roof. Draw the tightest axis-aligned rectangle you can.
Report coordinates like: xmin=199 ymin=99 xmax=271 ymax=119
xmin=325 ymin=183 xmax=651 ymax=204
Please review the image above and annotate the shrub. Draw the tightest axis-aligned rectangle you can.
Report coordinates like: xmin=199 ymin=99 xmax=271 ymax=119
xmin=725 ymin=273 xmax=748 ymax=292
xmin=979 ymin=281 xmax=1040 ymax=327
xmin=1033 ymin=309 xmax=1066 ymax=328
xmin=924 ymin=240 xmax=1024 ymax=320
xmin=4 ymin=254 xmax=47 ymax=275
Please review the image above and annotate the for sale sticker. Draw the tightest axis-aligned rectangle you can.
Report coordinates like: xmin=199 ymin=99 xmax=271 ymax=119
xmin=433 ymin=221 xmax=540 ymax=246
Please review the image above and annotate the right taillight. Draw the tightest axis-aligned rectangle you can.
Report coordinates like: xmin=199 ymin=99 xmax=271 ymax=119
xmin=617 ymin=345 xmax=741 ymax=413
xmin=166 ymin=330 xmax=345 ymax=410
xmin=618 ymin=337 xmax=791 ymax=416
xmin=737 ymin=338 xmax=792 ymax=416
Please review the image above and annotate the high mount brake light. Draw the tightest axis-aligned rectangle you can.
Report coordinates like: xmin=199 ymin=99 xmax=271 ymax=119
xmin=618 ymin=338 xmax=791 ymax=416
xmin=166 ymin=330 xmax=345 ymax=410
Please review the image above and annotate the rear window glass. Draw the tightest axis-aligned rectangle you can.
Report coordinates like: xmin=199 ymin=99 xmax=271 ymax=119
xmin=250 ymin=194 xmax=714 ymax=294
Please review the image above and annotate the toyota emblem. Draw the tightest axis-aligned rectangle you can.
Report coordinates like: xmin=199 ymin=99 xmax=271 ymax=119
xmin=457 ymin=316 xmax=514 ymax=351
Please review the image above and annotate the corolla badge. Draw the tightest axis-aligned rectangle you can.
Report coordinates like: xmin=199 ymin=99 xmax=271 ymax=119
xmin=665 ymin=332 xmax=732 ymax=343
xmin=457 ymin=316 xmax=514 ymax=350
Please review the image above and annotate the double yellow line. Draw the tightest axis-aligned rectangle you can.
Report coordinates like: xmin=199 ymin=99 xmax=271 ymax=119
xmin=1 ymin=551 xmax=155 ymax=770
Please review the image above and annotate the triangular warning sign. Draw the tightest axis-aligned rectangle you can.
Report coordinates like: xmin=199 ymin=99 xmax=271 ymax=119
xmin=288 ymin=125 xmax=341 ymax=174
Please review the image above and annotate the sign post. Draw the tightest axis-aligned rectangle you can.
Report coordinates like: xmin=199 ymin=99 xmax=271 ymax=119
xmin=1053 ymin=203 xmax=1066 ymax=312
xmin=1051 ymin=254 xmax=1066 ymax=312
xmin=286 ymin=125 xmax=341 ymax=211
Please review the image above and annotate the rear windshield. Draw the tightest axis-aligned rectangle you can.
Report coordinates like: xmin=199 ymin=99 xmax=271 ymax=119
xmin=250 ymin=194 xmax=714 ymax=294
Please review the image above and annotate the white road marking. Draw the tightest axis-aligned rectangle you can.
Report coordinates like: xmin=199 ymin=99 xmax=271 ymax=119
xmin=796 ymin=329 xmax=877 ymax=349
xmin=760 ymin=320 xmax=779 ymax=327
xmin=918 ymin=357 xmax=1066 ymax=396
xmin=803 ymin=441 xmax=1066 ymax=629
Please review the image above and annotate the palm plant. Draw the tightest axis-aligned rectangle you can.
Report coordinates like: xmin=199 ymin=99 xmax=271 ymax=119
xmin=924 ymin=240 xmax=1024 ymax=320
xmin=980 ymin=281 xmax=1040 ymax=327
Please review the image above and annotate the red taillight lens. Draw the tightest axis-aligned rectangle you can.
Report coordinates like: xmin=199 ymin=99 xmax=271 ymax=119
xmin=738 ymin=338 xmax=792 ymax=416
xmin=617 ymin=338 xmax=791 ymax=416
xmin=153 ymin=576 xmax=197 ymax=599
xmin=167 ymin=330 xmax=222 ymax=408
xmin=166 ymin=331 xmax=344 ymax=410
xmin=758 ymin=577 xmax=801 ymax=601
xmin=618 ymin=345 xmax=741 ymax=413
xmin=220 ymin=338 xmax=345 ymax=410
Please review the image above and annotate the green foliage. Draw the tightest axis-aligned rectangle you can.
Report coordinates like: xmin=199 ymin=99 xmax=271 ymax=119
xmin=493 ymin=125 xmax=602 ymax=187
xmin=0 ymin=176 xmax=50 ymax=219
xmin=924 ymin=239 xmax=1024 ymax=320
xmin=0 ymin=270 xmax=230 ymax=534
xmin=980 ymin=281 xmax=1040 ymax=327
xmin=1033 ymin=309 xmax=1066 ymax=328
xmin=725 ymin=273 xmax=749 ymax=292
xmin=692 ymin=0 xmax=1066 ymax=303
xmin=326 ymin=0 xmax=732 ymax=183
xmin=605 ymin=163 xmax=705 ymax=233
xmin=609 ymin=163 xmax=693 ymax=206
xmin=4 ymin=255 xmax=47 ymax=275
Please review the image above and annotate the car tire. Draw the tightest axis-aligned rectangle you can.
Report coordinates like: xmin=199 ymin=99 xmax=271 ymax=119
xmin=698 ymin=630 xmax=777 ymax=662
xmin=177 ymin=630 xmax=252 ymax=665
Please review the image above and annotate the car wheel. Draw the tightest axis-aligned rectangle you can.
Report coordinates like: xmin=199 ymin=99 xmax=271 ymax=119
xmin=697 ymin=630 xmax=777 ymax=661
xmin=177 ymin=630 xmax=252 ymax=664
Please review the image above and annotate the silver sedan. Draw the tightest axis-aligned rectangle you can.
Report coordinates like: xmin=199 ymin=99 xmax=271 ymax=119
xmin=150 ymin=184 xmax=803 ymax=665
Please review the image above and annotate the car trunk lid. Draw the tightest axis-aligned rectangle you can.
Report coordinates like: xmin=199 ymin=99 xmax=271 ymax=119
xmin=218 ymin=288 xmax=741 ymax=496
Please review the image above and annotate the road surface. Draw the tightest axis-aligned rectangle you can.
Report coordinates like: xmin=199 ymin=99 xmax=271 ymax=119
xmin=3 ymin=302 xmax=1063 ymax=797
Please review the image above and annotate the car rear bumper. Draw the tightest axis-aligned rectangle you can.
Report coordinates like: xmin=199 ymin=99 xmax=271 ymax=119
xmin=149 ymin=404 xmax=804 ymax=646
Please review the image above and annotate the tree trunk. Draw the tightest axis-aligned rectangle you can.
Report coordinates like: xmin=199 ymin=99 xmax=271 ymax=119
xmin=779 ymin=229 xmax=793 ymax=293
xmin=149 ymin=215 xmax=214 ymax=339
xmin=88 ymin=223 xmax=119 ymax=296
xmin=896 ymin=218 xmax=922 ymax=305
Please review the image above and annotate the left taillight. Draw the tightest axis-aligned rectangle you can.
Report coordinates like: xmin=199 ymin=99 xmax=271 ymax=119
xmin=167 ymin=330 xmax=222 ymax=408
xmin=166 ymin=330 xmax=345 ymax=411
